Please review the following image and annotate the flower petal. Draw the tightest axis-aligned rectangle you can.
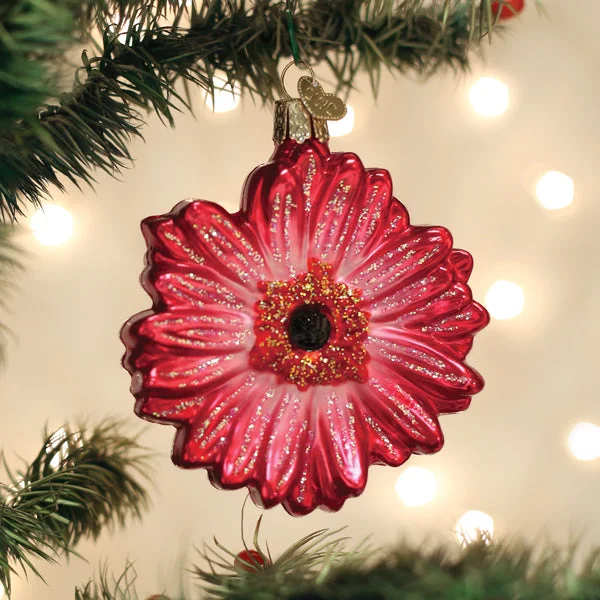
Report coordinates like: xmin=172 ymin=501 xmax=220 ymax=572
xmin=345 ymin=226 xmax=453 ymax=302
xmin=367 ymin=334 xmax=484 ymax=399
xmin=150 ymin=269 xmax=251 ymax=312
xmin=421 ymin=300 xmax=490 ymax=359
xmin=142 ymin=209 xmax=207 ymax=269
xmin=363 ymin=412 xmax=413 ymax=466
xmin=307 ymin=153 xmax=366 ymax=268
xmin=174 ymin=201 xmax=269 ymax=287
xmin=368 ymin=265 xmax=453 ymax=323
xmin=220 ymin=379 xmax=282 ymax=487
xmin=364 ymin=365 xmax=444 ymax=453
xmin=131 ymin=352 xmax=247 ymax=399
xmin=172 ymin=373 xmax=257 ymax=466
xmin=313 ymin=388 xmax=368 ymax=507
xmin=337 ymin=176 xmax=399 ymax=275
xmin=242 ymin=141 xmax=327 ymax=278
xmin=448 ymin=249 xmax=474 ymax=282
xmin=136 ymin=310 xmax=252 ymax=354
xmin=282 ymin=412 xmax=321 ymax=516
xmin=259 ymin=389 xmax=310 ymax=506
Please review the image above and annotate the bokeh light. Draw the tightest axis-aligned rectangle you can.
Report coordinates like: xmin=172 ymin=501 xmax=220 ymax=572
xmin=47 ymin=427 xmax=68 ymax=469
xmin=204 ymin=74 xmax=241 ymax=113
xmin=395 ymin=466 xmax=437 ymax=507
xmin=484 ymin=280 xmax=524 ymax=320
xmin=455 ymin=510 xmax=495 ymax=546
xmin=568 ymin=422 xmax=600 ymax=461
xmin=328 ymin=104 xmax=355 ymax=137
xmin=535 ymin=171 xmax=574 ymax=210
xmin=469 ymin=77 xmax=509 ymax=117
xmin=30 ymin=205 xmax=74 ymax=246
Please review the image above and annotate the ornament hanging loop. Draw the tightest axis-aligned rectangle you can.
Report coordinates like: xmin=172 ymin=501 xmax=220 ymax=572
xmin=280 ymin=60 xmax=315 ymax=100
xmin=284 ymin=1 xmax=301 ymax=65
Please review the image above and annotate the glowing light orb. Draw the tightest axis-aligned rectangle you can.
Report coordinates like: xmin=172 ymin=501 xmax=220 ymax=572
xmin=484 ymin=280 xmax=524 ymax=320
xmin=204 ymin=75 xmax=241 ymax=113
xmin=455 ymin=510 xmax=495 ymax=546
xmin=395 ymin=466 xmax=437 ymax=507
xmin=469 ymin=77 xmax=509 ymax=117
xmin=568 ymin=422 xmax=600 ymax=461
xmin=536 ymin=171 xmax=574 ymax=210
xmin=328 ymin=104 xmax=355 ymax=137
xmin=30 ymin=205 xmax=74 ymax=246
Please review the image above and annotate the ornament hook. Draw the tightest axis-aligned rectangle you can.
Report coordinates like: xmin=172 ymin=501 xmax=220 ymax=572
xmin=280 ymin=60 xmax=316 ymax=100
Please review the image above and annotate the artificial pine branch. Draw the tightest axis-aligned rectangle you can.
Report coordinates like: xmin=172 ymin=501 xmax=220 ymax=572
xmin=0 ymin=0 xmax=504 ymax=221
xmin=0 ymin=0 xmax=79 ymax=132
xmin=0 ymin=420 xmax=152 ymax=596
xmin=0 ymin=224 xmax=23 ymax=365
xmin=73 ymin=535 xmax=600 ymax=600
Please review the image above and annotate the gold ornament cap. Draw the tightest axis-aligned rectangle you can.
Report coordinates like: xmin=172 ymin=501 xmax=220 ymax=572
xmin=273 ymin=61 xmax=346 ymax=145
xmin=273 ymin=98 xmax=329 ymax=144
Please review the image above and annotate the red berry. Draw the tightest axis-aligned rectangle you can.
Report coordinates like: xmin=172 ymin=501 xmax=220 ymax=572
xmin=491 ymin=0 xmax=525 ymax=20
xmin=234 ymin=549 xmax=267 ymax=572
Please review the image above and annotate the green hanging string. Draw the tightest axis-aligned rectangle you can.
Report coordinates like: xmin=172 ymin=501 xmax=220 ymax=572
xmin=284 ymin=4 xmax=301 ymax=65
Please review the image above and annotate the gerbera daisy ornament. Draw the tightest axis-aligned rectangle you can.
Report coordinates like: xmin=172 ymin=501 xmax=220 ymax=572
xmin=121 ymin=65 xmax=489 ymax=516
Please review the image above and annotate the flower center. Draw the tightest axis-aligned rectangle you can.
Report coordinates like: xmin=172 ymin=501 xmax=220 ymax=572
xmin=249 ymin=259 xmax=370 ymax=390
xmin=288 ymin=305 xmax=331 ymax=351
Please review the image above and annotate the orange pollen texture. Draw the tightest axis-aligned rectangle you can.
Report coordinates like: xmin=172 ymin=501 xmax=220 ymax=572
xmin=249 ymin=259 xmax=370 ymax=390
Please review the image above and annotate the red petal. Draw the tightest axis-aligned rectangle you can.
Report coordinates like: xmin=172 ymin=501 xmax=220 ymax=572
xmin=448 ymin=249 xmax=474 ymax=282
xmin=132 ymin=352 xmax=248 ymax=398
xmin=142 ymin=212 xmax=207 ymax=269
xmin=338 ymin=170 xmax=395 ymax=275
xmin=313 ymin=388 xmax=368 ymax=505
xmin=368 ymin=265 xmax=453 ymax=323
xmin=258 ymin=389 xmax=310 ymax=505
xmin=346 ymin=226 xmax=453 ymax=302
xmin=136 ymin=310 xmax=252 ymax=354
xmin=365 ymin=366 xmax=444 ymax=453
xmin=367 ymin=334 xmax=484 ymax=398
xmin=242 ymin=142 xmax=326 ymax=278
xmin=172 ymin=373 xmax=257 ymax=466
xmin=220 ymin=379 xmax=282 ymax=487
xmin=307 ymin=153 xmax=366 ymax=270
xmin=150 ymin=269 xmax=251 ymax=312
xmin=175 ymin=201 xmax=269 ymax=287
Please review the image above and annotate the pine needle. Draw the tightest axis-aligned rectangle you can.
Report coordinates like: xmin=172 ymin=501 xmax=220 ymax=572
xmin=0 ymin=0 xmax=504 ymax=220
xmin=0 ymin=420 xmax=153 ymax=596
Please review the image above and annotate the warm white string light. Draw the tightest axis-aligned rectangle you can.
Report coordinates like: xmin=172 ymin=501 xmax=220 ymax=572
xmin=568 ymin=422 xmax=600 ymax=461
xmin=30 ymin=205 xmax=74 ymax=246
xmin=535 ymin=171 xmax=574 ymax=210
xmin=395 ymin=466 xmax=437 ymax=507
xmin=47 ymin=427 xmax=68 ymax=469
xmin=455 ymin=510 xmax=495 ymax=546
xmin=469 ymin=77 xmax=509 ymax=117
xmin=328 ymin=104 xmax=355 ymax=137
xmin=204 ymin=74 xmax=241 ymax=113
xmin=484 ymin=280 xmax=524 ymax=320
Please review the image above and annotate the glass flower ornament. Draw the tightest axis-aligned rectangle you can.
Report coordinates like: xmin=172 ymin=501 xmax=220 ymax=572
xmin=121 ymin=81 xmax=489 ymax=516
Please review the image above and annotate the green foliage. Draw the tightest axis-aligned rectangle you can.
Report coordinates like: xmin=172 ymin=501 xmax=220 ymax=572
xmin=0 ymin=0 xmax=78 ymax=131
xmin=0 ymin=224 xmax=23 ymax=365
xmin=195 ymin=516 xmax=364 ymax=599
xmin=0 ymin=0 xmax=506 ymax=220
xmin=0 ymin=420 xmax=152 ymax=596
xmin=73 ymin=534 xmax=600 ymax=600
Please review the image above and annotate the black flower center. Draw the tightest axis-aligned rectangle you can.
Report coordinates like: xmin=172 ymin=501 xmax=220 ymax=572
xmin=288 ymin=305 xmax=331 ymax=351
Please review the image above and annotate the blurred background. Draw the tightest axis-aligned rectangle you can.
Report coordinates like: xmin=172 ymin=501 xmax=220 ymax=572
xmin=2 ymin=0 xmax=599 ymax=597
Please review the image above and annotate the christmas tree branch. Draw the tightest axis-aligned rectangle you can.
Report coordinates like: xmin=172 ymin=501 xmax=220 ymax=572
xmin=74 ymin=535 xmax=600 ymax=600
xmin=0 ymin=420 xmax=152 ymax=596
xmin=0 ymin=225 xmax=23 ymax=365
xmin=0 ymin=0 xmax=506 ymax=220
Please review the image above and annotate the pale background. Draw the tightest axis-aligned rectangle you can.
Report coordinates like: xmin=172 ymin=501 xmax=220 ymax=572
xmin=2 ymin=1 xmax=600 ymax=597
